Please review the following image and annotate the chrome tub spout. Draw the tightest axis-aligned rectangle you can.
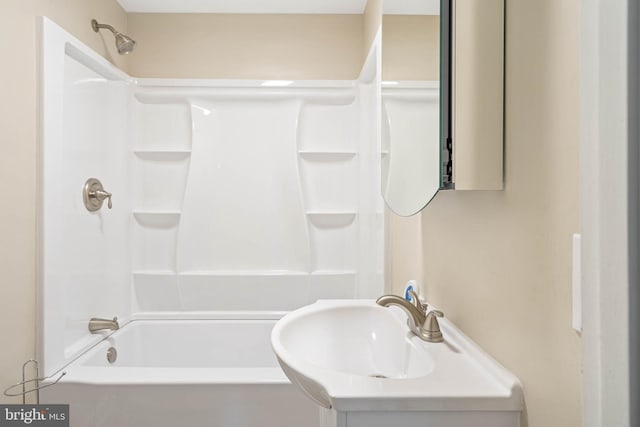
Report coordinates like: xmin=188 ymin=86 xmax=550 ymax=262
xmin=88 ymin=317 xmax=119 ymax=333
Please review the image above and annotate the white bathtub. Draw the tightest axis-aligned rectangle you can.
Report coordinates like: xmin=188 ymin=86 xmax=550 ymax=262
xmin=41 ymin=318 xmax=322 ymax=427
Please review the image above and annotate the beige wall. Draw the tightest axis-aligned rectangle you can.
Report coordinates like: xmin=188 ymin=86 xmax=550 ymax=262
xmin=387 ymin=211 xmax=424 ymax=294
xmin=382 ymin=15 xmax=439 ymax=81
xmin=412 ymin=1 xmax=582 ymax=427
xmin=0 ymin=0 xmax=127 ymax=403
xmin=127 ymin=14 xmax=363 ymax=79
xmin=453 ymin=0 xmax=504 ymax=190
xmin=363 ymin=0 xmax=382 ymax=57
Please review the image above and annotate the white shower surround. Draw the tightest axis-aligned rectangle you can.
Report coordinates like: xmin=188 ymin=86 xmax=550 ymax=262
xmin=38 ymin=17 xmax=383 ymax=377
xmin=131 ymin=81 xmax=381 ymax=312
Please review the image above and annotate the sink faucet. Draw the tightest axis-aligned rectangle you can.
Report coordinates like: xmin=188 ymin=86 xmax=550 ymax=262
xmin=88 ymin=317 xmax=119 ymax=333
xmin=376 ymin=291 xmax=444 ymax=342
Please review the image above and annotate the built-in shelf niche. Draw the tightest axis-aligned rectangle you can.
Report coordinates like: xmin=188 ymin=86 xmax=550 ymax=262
xmin=298 ymin=100 xmax=358 ymax=152
xmin=132 ymin=154 xmax=190 ymax=212
xmin=297 ymin=97 xmax=360 ymax=277
xmin=132 ymin=97 xmax=192 ymax=151
xmin=133 ymin=211 xmax=182 ymax=220
xmin=133 ymin=149 xmax=192 ymax=155
xmin=131 ymin=96 xmax=192 ymax=216
xmin=308 ymin=217 xmax=357 ymax=272
xmin=131 ymin=96 xmax=191 ymax=275
xmin=132 ymin=213 xmax=179 ymax=272
xmin=298 ymin=151 xmax=357 ymax=158
xmin=299 ymin=158 xmax=358 ymax=212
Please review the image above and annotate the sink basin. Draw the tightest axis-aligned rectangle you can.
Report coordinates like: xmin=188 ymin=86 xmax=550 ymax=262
xmin=271 ymin=299 xmax=523 ymax=413
xmin=275 ymin=303 xmax=433 ymax=380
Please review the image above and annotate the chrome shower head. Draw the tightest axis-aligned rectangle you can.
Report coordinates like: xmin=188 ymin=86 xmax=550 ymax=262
xmin=114 ymin=33 xmax=136 ymax=55
xmin=91 ymin=19 xmax=136 ymax=55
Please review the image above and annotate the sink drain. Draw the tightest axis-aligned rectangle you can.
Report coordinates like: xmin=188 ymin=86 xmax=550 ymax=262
xmin=368 ymin=373 xmax=388 ymax=379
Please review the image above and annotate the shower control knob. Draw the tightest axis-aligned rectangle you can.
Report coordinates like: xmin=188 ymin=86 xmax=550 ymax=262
xmin=83 ymin=178 xmax=113 ymax=212
xmin=93 ymin=190 xmax=113 ymax=209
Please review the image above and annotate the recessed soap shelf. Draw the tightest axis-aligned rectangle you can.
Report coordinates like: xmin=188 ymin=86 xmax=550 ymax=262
xmin=133 ymin=212 xmax=181 ymax=227
xmin=306 ymin=212 xmax=357 ymax=228
xmin=298 ymin=151 xmax=356 ymax=160
xmin=133 ymin=151 xmax=191 ymax=161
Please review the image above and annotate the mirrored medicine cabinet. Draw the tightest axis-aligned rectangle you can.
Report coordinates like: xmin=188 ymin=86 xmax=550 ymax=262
xmin=381 ymin=0 xmax=505 ymax=216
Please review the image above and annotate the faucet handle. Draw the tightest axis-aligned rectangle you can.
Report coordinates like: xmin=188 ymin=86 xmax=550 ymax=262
xmin=407 ymin=290 xmax=427 ymax=313
xmin=83 ymin=178 xmax=113 ymax=211
xmin=94 ymin=190 xmax=113 ymax=209
xmin=423 ymin=310 xmax=444 ymax=343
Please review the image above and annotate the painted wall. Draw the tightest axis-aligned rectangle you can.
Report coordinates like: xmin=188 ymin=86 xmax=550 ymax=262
xmin=382 ymin=15 xmax=439 ymax=81
xmin=0 ymin=0 xmax=128 ymax=402
xmin=127 ymin=14 xmax=364 ymax=79
xmin=363 ymin=0 xmax=382 ymax=58
xmin=406 ymin=1 xmax=582 ymax=426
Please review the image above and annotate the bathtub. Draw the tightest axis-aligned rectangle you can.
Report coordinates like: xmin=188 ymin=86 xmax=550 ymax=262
xmin=41 ymin=317 xmax=322 ymax=427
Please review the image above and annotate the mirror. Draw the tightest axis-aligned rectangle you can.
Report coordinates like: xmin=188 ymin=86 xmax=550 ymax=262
xmin=381 ymin=0 xmax=505 ymax=216
xmin=381 ymin=0 xmax=441 ymax=216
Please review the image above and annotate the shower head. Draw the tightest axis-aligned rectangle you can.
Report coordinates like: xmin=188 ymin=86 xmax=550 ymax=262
xmin=113 ymin=33 xmax=136 ymax=55
xmin=91 ymin=19 xmax=136 ymax=55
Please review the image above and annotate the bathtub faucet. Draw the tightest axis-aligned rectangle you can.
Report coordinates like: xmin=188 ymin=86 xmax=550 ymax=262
xmin=88 ymin=317 xmax=119 ymax=333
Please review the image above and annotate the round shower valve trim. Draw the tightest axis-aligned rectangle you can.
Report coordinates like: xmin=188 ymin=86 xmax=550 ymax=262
xmin=83 ymin=178 xmax=113 ymax=212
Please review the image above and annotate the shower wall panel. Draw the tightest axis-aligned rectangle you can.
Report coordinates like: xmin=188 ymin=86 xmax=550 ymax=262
xmin=39 ymin=18 xmax=133 ymax=375
xmin=130 ymin=82 xmax=382 ymax=312
xmin=178 ymin=99 xmax=308 ymax=272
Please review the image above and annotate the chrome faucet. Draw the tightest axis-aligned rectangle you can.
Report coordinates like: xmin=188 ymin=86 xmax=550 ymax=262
xmin=88 ymin=317 xmax=119 ymax=333
xmin=376 ymin=291 xmax=444 ymax=342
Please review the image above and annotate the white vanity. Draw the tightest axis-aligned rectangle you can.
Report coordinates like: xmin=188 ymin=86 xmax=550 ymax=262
xmin=271 ymin=300 xmax=523 ymax=427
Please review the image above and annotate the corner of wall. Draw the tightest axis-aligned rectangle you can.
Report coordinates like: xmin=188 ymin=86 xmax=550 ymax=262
xmin=363 ymin=0 xmax=382 ymax=61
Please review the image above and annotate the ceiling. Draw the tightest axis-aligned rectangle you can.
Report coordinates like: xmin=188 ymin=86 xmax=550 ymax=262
xmin=384 ymin=0 xmax=439 ymax=15
xmin=117 ymin=0 xmax=368 ymax=14
xmin=116 ymin=0 xmax=439 ymax=15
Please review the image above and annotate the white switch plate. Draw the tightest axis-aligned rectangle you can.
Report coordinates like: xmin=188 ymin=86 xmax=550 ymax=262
xmin=572 ymin=233 xmax=582 ymax=333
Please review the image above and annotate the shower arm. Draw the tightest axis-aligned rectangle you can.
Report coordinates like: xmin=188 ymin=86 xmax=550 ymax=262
xmin=91 ymin=20 xmax=119 ymax=36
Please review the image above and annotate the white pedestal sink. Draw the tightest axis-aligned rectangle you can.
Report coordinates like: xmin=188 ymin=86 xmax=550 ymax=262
xmin=271 ymin=300 xmax=523 ymax=427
